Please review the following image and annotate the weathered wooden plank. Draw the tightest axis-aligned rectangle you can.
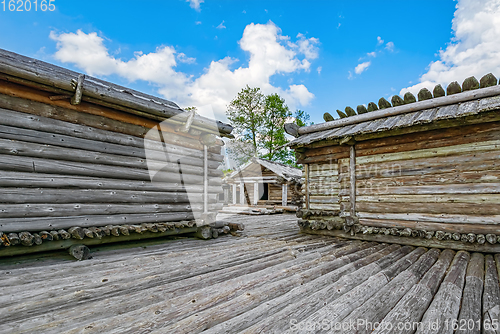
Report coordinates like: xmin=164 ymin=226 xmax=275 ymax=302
xmin=157 ymin=245 xmax=392 ymax=334
xmin=355 ymin=194 xmax=500 ymax=204
xmin=0 ymin=203 xmax=223 ymax=219
xmin=357 ymin=202 xmax=500 ymax=216
xmin=412 ymin=251 xmax=469 ymax=334
xmin=0 ymin=138 xmax=222 ymax=176
xmin=0 ymin=109 xmax=224 ymax=161
xmin=348 ymin=183 xmax=500 ymax=196
xmin=288 ymin=247 xmax=427 ymax=334
xmin=339 ymin=150 xmax=500 ymax=177
xmin=354 ymin=121 xmax=500 ymax=157
xmin=352 ymin=170 xmax=500 ymax=189
xmin=0 ymin=188 xmax=217 ymax=205
xmin=358 ymin=212 xmax=500 ymax=225
xmin=0 ymin=137 xmax=220 ymax=170
xmin=0 ymin=100 xmax=224 ymax=156
xmin=455 ymin=253 xmax=484 ymax=334
xmin=211 ymin=244 xmax=408 ymax=334
xmin=0 ymin=212 xmax=199 ymax=232
xmin=340 ymin=248 xmax=441 ymax=334
xmin=309 ymin=196 xmax=340 ymax=203
xmin=0 ymin=170 xmax=222 ymax=192
xmin=0 ymin=154 xmax=222 ymax=183
xmin=371 ymin=249 xmax=456 ymax=334
xmin=0 ymin=242 xmax=361 ymax=331
xmin=358 ymin=217 xmax=500 ymax=235
xmin=483 ymin=255 xmax=500 ymax=334
xmin=309 ymin=203 xmax=341 ymax=210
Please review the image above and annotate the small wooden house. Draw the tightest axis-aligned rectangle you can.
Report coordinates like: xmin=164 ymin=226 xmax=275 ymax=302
xmin=287 ymin=74 xmax=500 ymax=252
xmin=223 ymin=158 xmax=302 ymax=208
xmin=0 ymin=48 xmax=233 ymax=257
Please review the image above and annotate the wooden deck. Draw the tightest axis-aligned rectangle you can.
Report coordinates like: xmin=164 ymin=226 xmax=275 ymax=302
xmin=1 ymin=214 xmax=500 ymax=333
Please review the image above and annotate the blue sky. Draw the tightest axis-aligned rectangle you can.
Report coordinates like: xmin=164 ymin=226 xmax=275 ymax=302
xmin=1 ymin=0 xmax=499 ymax=124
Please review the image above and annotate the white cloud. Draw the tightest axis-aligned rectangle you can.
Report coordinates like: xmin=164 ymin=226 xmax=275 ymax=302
xmin=186 ymin=0 xmax=203 ymax=11
xmin=401 ymin=0 xmax=500 ymax=96
xmin=377 ymin=36 xmax=384 ymax=45
xmin=296 ymin=33 xmax=320 ymax=60
xmin=50 ymin=22 xmax=318 ymax=121
xmin=216 ymin=20 xmax=226 ymax=29
xmin=195 ymin=21 xmax=202 ymax=25
xmin=355 ymin=61 xmax=371 ymax=74
xmin=367 ymin=51 xmax=376 ymax=57
xmin=317 ymin=66 xmax=322 ymax=74
xmin=177 ymin=53 xmax=196 ymax=64
xmin=385 ymin=41 xmax=394 ymax=52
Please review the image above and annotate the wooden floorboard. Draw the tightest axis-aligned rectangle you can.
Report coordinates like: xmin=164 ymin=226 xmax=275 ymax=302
xmin=0 ymin=213 xmax=499 ymax=333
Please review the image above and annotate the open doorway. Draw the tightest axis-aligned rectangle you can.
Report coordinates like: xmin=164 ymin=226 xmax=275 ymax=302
xmin=260 ymin=183 xmax=268 ymax=201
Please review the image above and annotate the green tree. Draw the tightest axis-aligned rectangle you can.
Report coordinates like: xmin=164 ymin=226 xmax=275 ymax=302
xmin=226 ymin=87 xmax=312 ymax=166
xmin=226 ymin=85 xmax=265 ymax=153
xmin=293 ymin=109 xmax=311 ymax=127
xmin=260 ymin=93 xmax=291 ymax=161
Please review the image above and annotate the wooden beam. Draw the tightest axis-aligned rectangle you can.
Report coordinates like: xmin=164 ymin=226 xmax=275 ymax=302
xmin=254 ymin=182 xmax=259 ymax=205
xmin=0 ymin=227 xmax=198 ymax=257
xmin=282 ymin=184 xmax=288 ymax=207
xmin=305 ymin=164 xmax=310 ymax=210
xmin=232 ymin=184 xmax=237 ymax=204
xmin=301 ymin=227 xmax=500 ymax=253
xmin=239 ymin=182 xmax=245 ymax=205
xmin=350 ymin=144 xmax=356 ymax=217
xmin=70 ymin=74 xmax=84 ymax=105
xmin=203 ymin=145 xmax=208 ymax=214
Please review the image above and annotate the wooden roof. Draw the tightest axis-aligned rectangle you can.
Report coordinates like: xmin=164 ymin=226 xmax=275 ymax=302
xmin=0 ymin=48 xmax=232 ymax=136
xmin=288 ymin=74 xmax=500 ymax=148
xmin=225 ymin=158 xmax=302 ymax=182
xmin=1 ymin=214 xmax=498 ymax=333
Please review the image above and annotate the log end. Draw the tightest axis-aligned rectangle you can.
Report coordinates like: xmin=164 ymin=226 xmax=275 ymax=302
xmin=69 ymin=244 xmax=92 ymax=261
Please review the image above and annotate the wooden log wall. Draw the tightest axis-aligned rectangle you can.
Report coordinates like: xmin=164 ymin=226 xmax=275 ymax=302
xmin=306 ymin=158 xmax=344 ymax=212
xmin=297 ymin=120 xmax=500 ymax=252
xmin=344 ymin=121 xmax=500 ymax=234
xmin=0 ymin=79 xmax=227 ymax=251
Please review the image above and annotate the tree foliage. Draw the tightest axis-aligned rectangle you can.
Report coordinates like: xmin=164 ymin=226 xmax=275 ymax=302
xmin=226 ymin=86 xmax=311 ymax=166
xmin=226 ymin=85 xmax=264 ymax=155
xmin=260 ymin=93 xmax=291 ymax=161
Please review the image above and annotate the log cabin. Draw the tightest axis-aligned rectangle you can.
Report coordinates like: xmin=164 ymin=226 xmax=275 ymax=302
xmin=286 ymin=73 xmax=500 ymax=253
xmin=223 ymin=157 xmax=302 ymax=209
xmin=0 ymin=48 xmax=234 ymax=257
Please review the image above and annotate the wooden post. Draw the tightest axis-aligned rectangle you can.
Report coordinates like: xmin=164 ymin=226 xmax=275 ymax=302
xmin=304 ymin=164 xmax=310 ymax=210
xmin=239 ymin=182 xmax=245 ymax=205
xmin=203 ymin=145 xmax=208 ymax=214
xmin=282 ymin=184 xmax=288 ymax=207
xmin=232 ymin=184 xmax=237 ymax=204
xmin=253 ymin=182 xmax=259 ymax=206
xmin=223 ymin=186 xmax=229 ymax=205
xmin=70 ymin=74 xmax=85 ymax=106
xmin=350 ymin=144 xmax=356 ymax=217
